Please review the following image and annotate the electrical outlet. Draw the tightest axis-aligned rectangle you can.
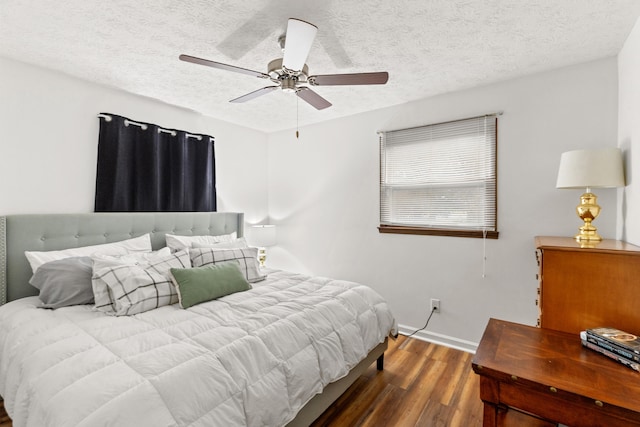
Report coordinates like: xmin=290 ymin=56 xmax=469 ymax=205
xmin=430 ymin=298 xmax=441 ymax=313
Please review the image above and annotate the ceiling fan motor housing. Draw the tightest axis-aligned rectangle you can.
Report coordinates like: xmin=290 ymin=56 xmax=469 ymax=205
xmin=268 ymin=58 xmax=309 ymax=93
xmin=281 ymin=78 xmax=297 ymax=93
xmin=268 ymin=58 xmax=308 ymax=79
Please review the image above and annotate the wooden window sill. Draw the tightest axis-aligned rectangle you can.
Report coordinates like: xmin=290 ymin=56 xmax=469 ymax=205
xmin=378 ymin=225 xmax=499 ymax=239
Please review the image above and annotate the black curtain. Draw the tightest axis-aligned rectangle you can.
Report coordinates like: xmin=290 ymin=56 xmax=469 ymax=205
xmin=95 ymin=113 xmax=216 ymax=212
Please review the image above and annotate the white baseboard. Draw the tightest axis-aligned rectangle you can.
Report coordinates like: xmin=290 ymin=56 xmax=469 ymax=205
xmin=397 ymin=324 xmax=479 ymax=353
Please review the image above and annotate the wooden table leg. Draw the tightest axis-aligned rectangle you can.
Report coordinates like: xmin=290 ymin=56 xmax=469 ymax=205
xmin=479 ymin=376 xmax=501 ymax=426
xmin=482 ymin=401 xmax=499 ymax=426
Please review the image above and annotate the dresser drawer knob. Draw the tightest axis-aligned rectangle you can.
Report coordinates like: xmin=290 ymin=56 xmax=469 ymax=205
xmin=511 ymin=375 xmax=518 ymax=381
xmin=595 ymin=400 xmax=603 ymax=407
xmin=549 ymin=386 xmax=557 ymax=393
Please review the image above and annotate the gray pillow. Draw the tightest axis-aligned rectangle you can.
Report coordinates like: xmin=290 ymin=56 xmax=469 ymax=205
xmin=29 ymin=257 xmax=94 ymax=308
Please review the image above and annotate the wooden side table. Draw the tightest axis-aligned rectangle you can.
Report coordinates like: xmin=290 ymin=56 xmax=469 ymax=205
xmin=472 ymin=318 xmax=640 ymax=427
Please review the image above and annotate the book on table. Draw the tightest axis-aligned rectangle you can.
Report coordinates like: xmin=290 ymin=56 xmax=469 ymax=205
xmin=584 ymin=331 xmax=640 ymax=363
xmin=587 ymin=327 xmax=640 ymax=355
xmin=580 ymin=327 xmax=640 ymax=371
xmin=580 ymin=333 xmax=640 ymax=372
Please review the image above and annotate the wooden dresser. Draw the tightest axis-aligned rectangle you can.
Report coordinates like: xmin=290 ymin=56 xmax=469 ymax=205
xmin=535 ymin=236 xmax=640 ymax=335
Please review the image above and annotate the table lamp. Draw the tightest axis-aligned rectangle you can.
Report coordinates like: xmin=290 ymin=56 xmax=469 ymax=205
xmin=556 ymin=147 xmax=625 ymax=243
xmin=251 ymin=225 xmax=277 ymax=266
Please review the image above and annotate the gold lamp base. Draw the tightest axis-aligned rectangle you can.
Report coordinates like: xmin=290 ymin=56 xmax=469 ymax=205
xmin=574 ymin=192 xmax=601 ymax=243
xmin=258 ymin=247 xmax=267 ymax=267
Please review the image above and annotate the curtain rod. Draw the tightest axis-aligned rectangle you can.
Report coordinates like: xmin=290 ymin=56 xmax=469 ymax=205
xmin=97 ymin=113 xmax=213 ymax=141
xmin=377 ymin=111 xmax=504 ymax=135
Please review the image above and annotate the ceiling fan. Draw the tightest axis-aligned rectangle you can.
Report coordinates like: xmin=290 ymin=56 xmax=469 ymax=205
xmin=179 ymin=18 xmax=389 ymax=110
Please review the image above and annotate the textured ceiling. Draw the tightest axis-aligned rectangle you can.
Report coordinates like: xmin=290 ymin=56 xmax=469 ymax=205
xmin=1 ymin=1 xmax=640 ymax=133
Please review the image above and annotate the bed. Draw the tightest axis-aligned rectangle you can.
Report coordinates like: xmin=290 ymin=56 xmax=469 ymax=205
xmin=0 ymin=212 xmax=396 ymax=427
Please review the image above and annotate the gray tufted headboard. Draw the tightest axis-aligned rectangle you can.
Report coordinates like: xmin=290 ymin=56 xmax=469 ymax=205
xmin=0 ymin=212 xmax=244 ymax=304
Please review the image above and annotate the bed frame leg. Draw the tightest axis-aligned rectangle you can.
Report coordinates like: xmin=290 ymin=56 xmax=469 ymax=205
xmin=376 ymin=353 xmax=384 ymax=371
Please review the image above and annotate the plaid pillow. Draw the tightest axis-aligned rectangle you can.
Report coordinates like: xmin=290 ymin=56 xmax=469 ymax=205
xmin=189 ymin=247 xmax=266 ymax=283
xmin=92 ymin=250 xmax=191 ymax=315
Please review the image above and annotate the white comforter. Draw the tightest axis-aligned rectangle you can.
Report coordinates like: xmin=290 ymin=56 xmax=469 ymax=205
xmin=0 ymin=269 xmax=396 ymax=427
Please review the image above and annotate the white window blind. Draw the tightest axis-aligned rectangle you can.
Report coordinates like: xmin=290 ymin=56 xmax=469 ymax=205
xmin=379 ymin=115 xmax=498 ymax=236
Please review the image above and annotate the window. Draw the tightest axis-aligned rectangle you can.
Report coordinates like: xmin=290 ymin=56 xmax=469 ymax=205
xmin=379 ymin=114 xmax=499 ymax=238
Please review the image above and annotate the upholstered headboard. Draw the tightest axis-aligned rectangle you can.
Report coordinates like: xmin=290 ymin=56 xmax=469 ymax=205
xmin=0 ymin=212 xmax=244 ymax=304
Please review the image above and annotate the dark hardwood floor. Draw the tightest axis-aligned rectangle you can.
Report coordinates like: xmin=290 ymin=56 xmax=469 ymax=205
xmin=0 ymin=336 xmax=483 ymax=427
xmin=311 ymin=335 xmax=483 ymax=426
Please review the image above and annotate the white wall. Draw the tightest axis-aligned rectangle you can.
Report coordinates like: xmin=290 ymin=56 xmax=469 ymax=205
xmin=0 ymin=54 xmax=622 ymax=349
xmin=0 ymin=57 xmax=269 ymax=223
xmin=267 ymin=58 xmax=619 ymax=349
xmin=619 ymin=17 xmax=640 ymax=244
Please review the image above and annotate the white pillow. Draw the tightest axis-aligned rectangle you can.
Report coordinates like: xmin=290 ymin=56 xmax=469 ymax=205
xmin=92 ymin=249 xmax=191 ymax=316
xmin=165 ymin=232 xmax=237 ymax=251
xmin=91 ymin=247 xmax=172 ymax=268
xmin=191 ymin=237 xmax=249 ymax=249
xmin=25 ymin=234 xmax=152 ymax=274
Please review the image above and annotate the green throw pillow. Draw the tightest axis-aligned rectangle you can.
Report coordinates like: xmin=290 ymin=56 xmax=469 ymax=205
xmin=170 ymin=261 xmax=251 ymax=309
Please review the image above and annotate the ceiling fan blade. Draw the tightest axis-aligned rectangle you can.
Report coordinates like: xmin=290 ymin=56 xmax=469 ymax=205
xmin=216 ymin=10 xmax=276 ymax=60
xmin=309 ymin=72 xmax=389 ymax=86
xmin=282 ymin=19 xmax=318 ymax=72
xmin=229 ymin=86 xmax=279 ymax=103
xmin=179 ymin=54 xmax=269 ymax=79
xmin=317 ymin=31 xmax=353 ymax=69
xmin=296 ymin=87 xmax=332 ymax=110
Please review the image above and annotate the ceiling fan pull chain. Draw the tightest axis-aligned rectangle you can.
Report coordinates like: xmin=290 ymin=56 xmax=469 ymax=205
xmin=296 ymin=94 xmax=300 ymax=139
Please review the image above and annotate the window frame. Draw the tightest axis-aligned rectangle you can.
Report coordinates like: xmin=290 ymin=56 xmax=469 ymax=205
xmin=378 ymin=114 xmax=499 ymax=239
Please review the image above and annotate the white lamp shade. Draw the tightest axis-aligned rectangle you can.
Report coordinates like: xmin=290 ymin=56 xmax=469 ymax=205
xmin=251 ymin=225 xmax=277 ymax=247
xmin=556 ymin=148 xmax=625 ymax=189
